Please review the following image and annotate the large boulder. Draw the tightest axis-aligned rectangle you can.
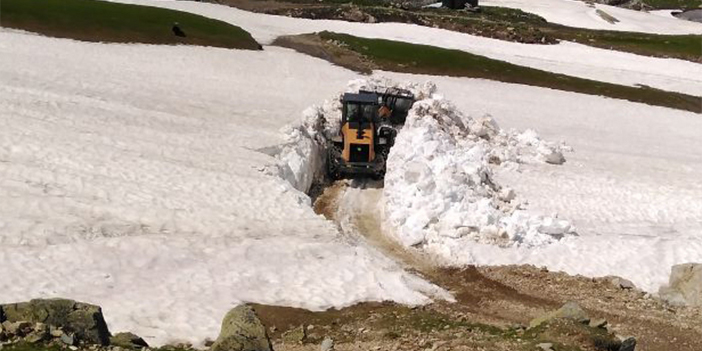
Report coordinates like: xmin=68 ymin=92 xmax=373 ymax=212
xmin=0 ymin=299 xmax=110 ymax=345
xmin=530 ymin=302 xmax=589 ymax=328
xmin=110 ymin=332 xmax=149 ymax=349
xmin=211 ymin=305 xmax=272 ymax=351
xmin=659 ymin=263 xmax=702 ymax=307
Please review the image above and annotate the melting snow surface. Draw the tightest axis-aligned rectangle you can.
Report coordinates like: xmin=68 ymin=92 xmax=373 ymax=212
xmin=0 ymin=30 xmax=446 ymax=346
xmin=2 ymin=0 xmax=702 ymax=344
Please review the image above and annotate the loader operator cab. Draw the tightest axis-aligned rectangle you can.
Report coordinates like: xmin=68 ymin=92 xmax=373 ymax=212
xmin=327 ymin=92 xmax=386 ymax=179
xmin=340 ymin=93 xmax=379 ymax=163
xmin=327 ymin=89 xmax=414 ymax=180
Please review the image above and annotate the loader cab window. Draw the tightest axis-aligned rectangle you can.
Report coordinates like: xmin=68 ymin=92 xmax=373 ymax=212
xmin=344 ymin=102 xmax=377 ymax=123
xmin=393 ymin=97 xmax=413 ymax=113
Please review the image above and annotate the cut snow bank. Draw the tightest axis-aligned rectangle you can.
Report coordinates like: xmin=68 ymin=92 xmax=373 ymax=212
xmin=268 ymin=78 xmax=435 ymax=194
xmin=384 ymin=90 xmax=575 ymax=250
xmin=273 ymin=78 xmax=576 ymax=253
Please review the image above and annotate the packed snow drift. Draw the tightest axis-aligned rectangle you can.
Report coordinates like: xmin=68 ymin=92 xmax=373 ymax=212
xmin=384 ymin=92 xmax=576 ymax=250
xmin=272 ymin=78 xmax=576 ymax=254
xmin=273 ymin=74 xmax=702 ymax=294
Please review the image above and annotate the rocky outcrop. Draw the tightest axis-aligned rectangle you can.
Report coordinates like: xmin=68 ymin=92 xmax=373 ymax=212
xmin=281 ymin=325 xmax=306 ymax=345
xmin=211 ymin=305 xmax=272 ymax=351
xmin=530 ymin=301 xmax=589 ymax=328
xmin=110 ymin=332 xmax=149 ymax=349
xmin=0 ymin=299 xmax=110 ymax=345
xmin=659 ymin=263 xmax=702 ymax=307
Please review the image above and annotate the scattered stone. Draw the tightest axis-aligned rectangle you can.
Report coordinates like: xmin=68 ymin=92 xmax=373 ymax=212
xmin=499 ymin=187 xmax=516 ymax=202
xmin=61 ymin=333 xmax=76 ymax=346
xmin=0 ymin=299 xmax=110 ymax=345
xmin=536 ymin=343 xmax=554 ymax=351
xmin=282 ymin=325 xmax=306 ymax=345
xmin=609 ymin=277 xmax=636 ymax=290
xmin=110 ymin=332 xmax=149 ymax=349
xmin=24 ymin=323 xmax=49 ymax=343
xmin=50 ymin=325 xmax=64 ymax=338
xmin=589 ymin=318 xmax=608 ymax=329
xmin=659 ymin=263 xmax=702 ymax=307
xmin=4 ymin=321 xmax=32 ymax=336
xmin=530 ymin=302 xmax=589 ymax=328
xmin=619 ymin=336 xmax=637 ymax=351
xmin=211 ymin=305 xmax=272 ymax=351
xmin=320 ymin=337 xmax=334 ymax=351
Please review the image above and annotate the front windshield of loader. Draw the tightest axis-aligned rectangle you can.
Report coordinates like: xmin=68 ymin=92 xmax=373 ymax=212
xmin=346 ymin=103 xmax=376 ymax=123
xmin=394 ymin=97 xmax=413 ymax=113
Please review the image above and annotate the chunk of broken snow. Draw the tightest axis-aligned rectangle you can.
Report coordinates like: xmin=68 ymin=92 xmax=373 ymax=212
xmin=538 ymin=143 xmax=566 ymax=165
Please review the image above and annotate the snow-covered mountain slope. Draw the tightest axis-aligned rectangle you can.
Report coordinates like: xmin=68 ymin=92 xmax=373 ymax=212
xmin=482 ymin=0 xmax=702 ymax=34
xmin=379 ymin=71 xmax=702 ymax=292
xmin=0 ymin=29 xmax=447 ymax=346
xmin=106 ymin=0 xmax=702 ymax=97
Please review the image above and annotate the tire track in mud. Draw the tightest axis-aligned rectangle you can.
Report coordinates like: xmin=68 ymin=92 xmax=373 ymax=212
xmin=313 ymin=179 xmax=437 ymax=277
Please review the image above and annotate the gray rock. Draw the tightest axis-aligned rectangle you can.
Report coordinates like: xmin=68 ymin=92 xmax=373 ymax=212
xmin=1 ymin=299 xmax=110 ymax=345
xmin=609 ymin=277 xmax=636 ymax=290
xmin=529 ymin=302 xmax=589 ymax=328
xmin=659 ymin=263 xmax=702 ymax=307
xmin=4 ymin=321 xmax=32 ymax=336
xmin=211 ymin=305 xmax=272 ymax=351
xmin=110 ymin=332 xmax=149 ymax=349
xmin=619 ymin=336 xmax=636 ymax=351
xmin=61 ymin=333 xmax=76 ymax=346
xmin=281 ymin=326 xmax=306 ymax=345
xmin=536 ymin=343 xmax=553 ymax=351
xmin=320 ymin=337 xmax=334 ymax=351
xmin=50 ymin=325 xmax=64 ymax=338
xmin=589 ymin=318 xmax=608 ymax=329
xmin=24 ymin=323 xmax=49 ymax=344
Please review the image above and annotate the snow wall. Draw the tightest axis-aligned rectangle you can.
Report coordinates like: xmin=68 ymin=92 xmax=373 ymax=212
xmin=269 ymin=78 xmax=577 ymax=251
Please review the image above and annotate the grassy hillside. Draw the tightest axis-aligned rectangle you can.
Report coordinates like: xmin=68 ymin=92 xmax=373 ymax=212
xmin=643 ymin=0 xmax=702 ymax=10
xmin=0 ymin=0 xmax=261 ymax=50
xmin=281 ymin=32 xmax=701 ymax=113
xmin=223 ymin=0 xmax=702 ymax=62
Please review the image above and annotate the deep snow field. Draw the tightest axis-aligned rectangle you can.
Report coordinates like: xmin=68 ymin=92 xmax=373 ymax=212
xmin=0 ymin=29 xmax=449 ymax=346
xmin=1 ymin=0 xmax=702 ymax=347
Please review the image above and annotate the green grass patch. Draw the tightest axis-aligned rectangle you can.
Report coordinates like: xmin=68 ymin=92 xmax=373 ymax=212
xmin=643 ymin=0 xmax=702 ymax=9
xmin=0 ymin=0 xmax=260 ymax=50
xmin=319 ymin=32 xmax=702 ymax=113
xmin=256 ymin=0 xmax=701 ymax=62
xmin=1 ymin=342 xmax=63 ymax=351
xmin=557 ymin=26 xmax=702 ymax=60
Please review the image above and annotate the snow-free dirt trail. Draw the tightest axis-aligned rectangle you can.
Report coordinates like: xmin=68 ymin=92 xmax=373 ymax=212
xmin=314 ymin=180 xmax=438 ymax=276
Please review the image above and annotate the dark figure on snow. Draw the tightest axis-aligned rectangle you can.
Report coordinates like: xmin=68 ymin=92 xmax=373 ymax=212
xmin=172 ymin=22 xmax=186 ymax=37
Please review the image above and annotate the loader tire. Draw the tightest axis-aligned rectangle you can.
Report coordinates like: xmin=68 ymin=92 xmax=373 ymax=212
xmin=327 ymin=147 xmax=343 ymax=180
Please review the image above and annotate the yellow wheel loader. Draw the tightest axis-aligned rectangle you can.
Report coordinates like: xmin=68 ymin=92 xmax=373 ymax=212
xmin=327 ymin=88 xmax=414 ymax=180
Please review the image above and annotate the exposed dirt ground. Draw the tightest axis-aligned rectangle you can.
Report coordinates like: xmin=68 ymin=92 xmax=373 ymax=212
xmin=273 ymin=34 xmax=375 ymax=74
xmin=250 ymin=180 xmax=702 ymax=351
